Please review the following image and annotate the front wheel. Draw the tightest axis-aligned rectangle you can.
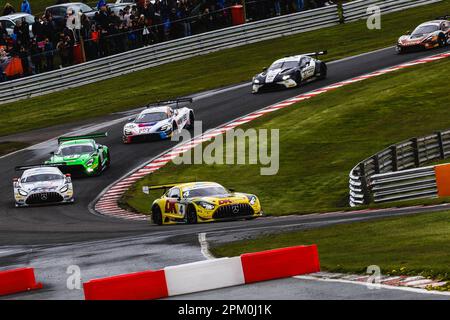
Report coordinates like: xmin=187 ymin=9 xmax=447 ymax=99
xmin=396 ymin=45 xmax=405 ymax=54
xmin=186 ymin=205 xmax=198 ymax=224
xmin=122 ymin=135 xmax=131 ymax=144
xmin=318 ymin=63 xmax=327 ymax=80
xmin=152 ymin=205 xmax=163 ymax=225
xmin=95 ymin=159 xmax=103 ymax=176
xmin=186 ymin=112 xmax=195 ymax=130
xmin=105 ymin=150 xmax=111 ymax=168
xmin=438 ymin=35 xmax=447 ymax=48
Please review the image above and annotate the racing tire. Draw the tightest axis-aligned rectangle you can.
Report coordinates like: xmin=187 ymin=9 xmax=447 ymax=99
xmin=105 ymin=151 xmax=111 ymax=168
xmin=186 ymin=205 xmax=198 ymax=224
xmin=96 ymin=159 xmax=103 ymax=176
xmin=318 ymin=63 xmax=327 ymax=80
xmin=152 ymin=205 xmax=163 ymax=225
xmin=122 ymin=135 xmax=131 ymax=144
xmin=172 ymin=122 xmax=178 ymax=135
xmin=396 ymin=45 xmax=405 ymax=55
xmin=186 ymin=112 xmax=195 ymax=130
xmin=438 ymin=35 xmax=447 ymax=48
xmin=294 ymin=71 xmax=302 ymax=86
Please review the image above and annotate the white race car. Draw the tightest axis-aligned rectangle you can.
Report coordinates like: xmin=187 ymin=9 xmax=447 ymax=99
xmin=13 ymin=165 xmax=74 ymax=207
xmin=252 ymin=51 xmax=327 ymax=93
xmin=122 ymin=98 xmax=195 ymax=143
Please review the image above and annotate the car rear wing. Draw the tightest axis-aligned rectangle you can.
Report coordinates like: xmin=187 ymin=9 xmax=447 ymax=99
xmin=15 ymin=163 xmax=68 ymax=171
xmin=146 ymin=98 xmax=193 ymax=109
xmin=58 ymin=132 xmax=108 ymax=144
xmin=304 ymin=51 xmax=328 ymax=58
xmin=436 ymin=15 xmax=450 ymax=20
xmin=142 ymin=183 xmax=182 ymax=194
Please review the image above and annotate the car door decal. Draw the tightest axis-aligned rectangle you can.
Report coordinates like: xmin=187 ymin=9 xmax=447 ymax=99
xmin=165 ymin=199 xmax=178 ymax=214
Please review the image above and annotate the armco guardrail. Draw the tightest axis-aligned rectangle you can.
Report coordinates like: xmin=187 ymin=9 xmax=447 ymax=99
xmin=0 ymin=0 xmax=441 ymax=104
xmin=342 ymin=0 xmax=442 ymax=22
xmin=370 ymin=166 xmax=437 ymax=203
xmin=349 ymin=129 xmax=450 ymax=206
xmin=0 ymin=6 xmax=339 ymax=104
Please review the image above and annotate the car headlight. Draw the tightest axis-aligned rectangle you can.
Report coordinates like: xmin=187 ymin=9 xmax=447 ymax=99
xmin=196 ymin=201 xmax=215 ymax=210
xmin=282 ymin=75 xmax=291 ymax=80
xmin=248 ymin=196 xmax=257 ymax=205
xmin=159 ymin=124 xmax=172 ymax=131
xmin=18 ymin=189 xmax=28 ymax=196
xmin=86 ymin=158 xmax=94 ymax=166
xmin=253 ymin=78 xmax=260 ymax=84
xmin=124 ymin=129 xmax=132 ymax=135
xmin=60 ymin=185 xmax=69 ymax=193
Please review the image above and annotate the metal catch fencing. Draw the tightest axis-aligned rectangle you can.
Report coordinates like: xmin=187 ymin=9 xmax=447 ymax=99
xmin=0 ymin=0 xmax=442 ymax=104
xmin=349 ymin=129 xmax=450 ymax=206
xmin=370 ymin=166 xmax=437 ymax=203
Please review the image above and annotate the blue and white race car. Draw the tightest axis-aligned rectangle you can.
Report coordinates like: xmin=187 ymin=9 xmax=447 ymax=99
xmin=122 ymin=99 xmax=195 ymax=143
xmin=252 ymin=51 xmax=327 ymax=93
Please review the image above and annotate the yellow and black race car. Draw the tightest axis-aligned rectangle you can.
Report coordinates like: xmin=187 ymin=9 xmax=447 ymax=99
xmin=147 ymin=182 xmax=263 ymax=225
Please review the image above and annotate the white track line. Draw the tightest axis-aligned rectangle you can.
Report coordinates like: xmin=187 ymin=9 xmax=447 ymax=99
xmin=198 ymin=233 xmax=215 ymax=260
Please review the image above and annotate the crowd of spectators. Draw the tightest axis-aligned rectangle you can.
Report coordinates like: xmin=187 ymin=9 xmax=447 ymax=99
xmin=0 ymin=0 xmax=334 ymax=81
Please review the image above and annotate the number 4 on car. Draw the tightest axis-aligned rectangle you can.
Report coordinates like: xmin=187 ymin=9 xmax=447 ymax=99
xmin=146 ymin=182 xmax=263 ymax=225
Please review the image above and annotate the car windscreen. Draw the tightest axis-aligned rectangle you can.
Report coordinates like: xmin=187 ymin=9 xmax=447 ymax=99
xmin=412 ymin=25 xmax=439 ymax=36
xmin=269 ymin=61 xmax=298 ymax=71
xmin=22 ymin=174 xmax=63 ymax=183
xmin=135 ymin=112 xmax=167 ymax=123
xmin=13 ymin=15 xmax=35 ymax=25
xmin=183 ymin=186 xmax=228 ymax=198
xmin=57 ymin=144 xmax=95 ymax=156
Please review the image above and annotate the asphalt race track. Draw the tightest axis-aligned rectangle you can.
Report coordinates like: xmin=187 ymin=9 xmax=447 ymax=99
xmin=1 ymin=46 xmax=450 ymax=299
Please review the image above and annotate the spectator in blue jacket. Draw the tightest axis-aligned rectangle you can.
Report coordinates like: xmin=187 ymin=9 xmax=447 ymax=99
xmin=20 ymin=0 xmax=31 ymax=14
xmin=96 ymin=0 xmax=107 ymax=10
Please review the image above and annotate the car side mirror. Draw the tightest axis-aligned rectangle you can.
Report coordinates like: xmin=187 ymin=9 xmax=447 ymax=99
xmin=127 ymin=117 xmax=135 ymax=122
xmin=262 ymin=67 xmax=267 ymax=72
xmin=49 ymin=151 xmax=54 ymax=156
xmin=228 ymin=188 xmax=235 ymax=193
xmin=406 ymin=30 xmax=411 ymax=35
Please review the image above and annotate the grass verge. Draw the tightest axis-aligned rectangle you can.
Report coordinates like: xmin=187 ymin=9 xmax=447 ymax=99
xmin=210 ymin=210 xmax=450 ymax=282
xmin=1 ymin=0 xmax=450 ymax=137
xmin=121 ymin=56 xmax=450 ymax=215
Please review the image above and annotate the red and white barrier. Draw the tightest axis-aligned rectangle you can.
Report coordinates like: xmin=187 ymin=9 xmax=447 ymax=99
xmin=83 ymin=245 xmax=319 ymax=300
xmin=241 ymin=245 xmax=320 ymax=283
xmin=164 ymin=257 xmax=245 ymax=296
xmin=83 ymin=269 xmax=168 ymax=300
xmin=0 ymin=267 xmax=43 ymax=296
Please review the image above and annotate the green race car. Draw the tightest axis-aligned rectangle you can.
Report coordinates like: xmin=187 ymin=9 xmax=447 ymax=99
xmin=45 ymin=133 xmax=111 ymax=177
